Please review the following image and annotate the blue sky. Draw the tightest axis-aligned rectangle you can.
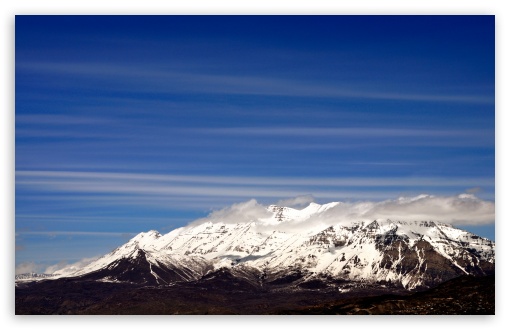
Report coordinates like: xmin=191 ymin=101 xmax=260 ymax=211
xmin=15 ymin=15 xmax=495 ymax=273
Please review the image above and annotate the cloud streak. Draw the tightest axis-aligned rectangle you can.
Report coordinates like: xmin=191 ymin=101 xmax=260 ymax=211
xmin=193 ymin=127 xmax=493 ymax=148
xmin=17 ymin=170 xmax=494 ymax=188
xmin=18 ymin=61 xmax=494 ymax=104
xmin=14 ymin=170 xmax=493 ymax=210
xmin=16 ymin=114 xmax=109 ymax=126
xmin=199 ymin=127 xmax=491 ymax=138
xmin=15 ymin=170 xmax=495 ymax=211
xmin=15 ymin=231 xmax=138 ymax=237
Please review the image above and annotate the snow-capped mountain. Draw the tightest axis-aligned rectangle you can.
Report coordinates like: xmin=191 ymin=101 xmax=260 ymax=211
xmin=49 ymin=202 xmax=495 ymax=290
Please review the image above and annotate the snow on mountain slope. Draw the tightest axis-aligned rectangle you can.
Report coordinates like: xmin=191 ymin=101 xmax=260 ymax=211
xmin=50 ymin=200 xmax=495 ymax=290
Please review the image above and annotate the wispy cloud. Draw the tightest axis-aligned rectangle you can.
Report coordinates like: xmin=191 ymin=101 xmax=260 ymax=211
xmin=15 ymin=170 xmax=494 ymax=211
xmin=193 ymin=127 xmax=493 ymax=148
xmin=18 ymin=61 xmax=494 ymax=104
xmin=16 ymin=170 xmax=494 ymax=188
xmin=15 ymin=214 xmax=178 ymax=223
xmin=16 ymin=114 xmax=109 ymax=125
xmin=198 ymin=127 xmax=491 ymax=138
xmin=348 ymin=162 xmax=414 ymax=166
xmin=15 ymin=231 xmax=138 ymax=237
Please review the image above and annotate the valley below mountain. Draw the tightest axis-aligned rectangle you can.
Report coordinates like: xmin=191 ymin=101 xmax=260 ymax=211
xmin=15 ymin=272 xmax=495 ymax=315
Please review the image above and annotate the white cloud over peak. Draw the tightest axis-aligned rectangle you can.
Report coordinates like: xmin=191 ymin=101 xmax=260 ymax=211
xmin=344 ymin=193 xmax=494 ymax=225
xmin=190 ymin=194 xmax=494 ymax=232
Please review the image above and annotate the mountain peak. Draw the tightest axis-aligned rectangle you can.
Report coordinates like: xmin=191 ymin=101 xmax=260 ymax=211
xmin=131 ymin=230 xmax=161 ymax=240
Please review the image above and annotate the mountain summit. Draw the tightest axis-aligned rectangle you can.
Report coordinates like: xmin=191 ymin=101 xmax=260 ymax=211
xmin=48 ymin=201 xmax=495 ymax=291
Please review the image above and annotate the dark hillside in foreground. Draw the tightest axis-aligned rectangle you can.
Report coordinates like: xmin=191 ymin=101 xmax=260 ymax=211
xmin=15 ymin=274 xmax=494 ymax=315
xmin=278 ymin=274 xmax=495 ymax=315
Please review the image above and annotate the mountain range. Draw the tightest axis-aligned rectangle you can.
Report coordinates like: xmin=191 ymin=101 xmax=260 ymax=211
xmin=16 ymin=200 xmax=495 ymax=314
xmin=26 ymin=201 xmax=494 ymax=290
